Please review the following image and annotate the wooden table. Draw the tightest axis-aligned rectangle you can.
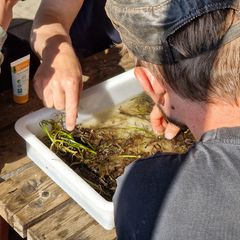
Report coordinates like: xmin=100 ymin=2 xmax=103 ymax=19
xmin=0 ymin=46 xmax=134 ymax=240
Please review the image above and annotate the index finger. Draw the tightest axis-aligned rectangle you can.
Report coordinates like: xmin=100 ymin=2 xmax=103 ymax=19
xmin=64 ymin=80 xmax=82 ymax=131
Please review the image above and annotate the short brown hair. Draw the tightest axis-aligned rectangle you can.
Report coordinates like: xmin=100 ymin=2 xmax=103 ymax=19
xmin=141 ymin=9 xmax=240 ymax=104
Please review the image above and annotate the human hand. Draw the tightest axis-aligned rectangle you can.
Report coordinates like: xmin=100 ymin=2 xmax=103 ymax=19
xmin=33 ymin=43 xmax=82 ymax=131
xmin=150 ymin=104 xmax=180 ymax=140
xmin=0 ymin=0 xmax=19 ymax=30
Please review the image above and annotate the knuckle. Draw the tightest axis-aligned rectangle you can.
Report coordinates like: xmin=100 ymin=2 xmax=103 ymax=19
xmin=65 ymin=78 xmax=77 ymax=88
xmin=44 ymin=100 xmax=53 ymax=108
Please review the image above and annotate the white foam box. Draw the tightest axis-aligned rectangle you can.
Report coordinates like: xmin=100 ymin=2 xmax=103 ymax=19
xmin=15 ymin=69 xmax=144 ymax=230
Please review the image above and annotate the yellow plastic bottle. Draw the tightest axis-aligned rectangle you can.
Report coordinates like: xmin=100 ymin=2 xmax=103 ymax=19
xmin=10 ymin=54 xmax=30 ymax=104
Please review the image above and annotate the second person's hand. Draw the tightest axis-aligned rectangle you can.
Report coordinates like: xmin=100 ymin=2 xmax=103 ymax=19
xmin=150 ymin=104 xmax=180 ymax=140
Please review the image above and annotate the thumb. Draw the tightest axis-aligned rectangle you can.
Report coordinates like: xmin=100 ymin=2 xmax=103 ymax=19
xmin=164 ymin=122 xmax=180 ymax=140
xmin=150 ymin=105 xmax=165 ymax=135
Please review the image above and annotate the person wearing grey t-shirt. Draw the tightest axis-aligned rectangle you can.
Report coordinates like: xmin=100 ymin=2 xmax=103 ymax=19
xmin=106 ymin=0 xmax=240 ymax=239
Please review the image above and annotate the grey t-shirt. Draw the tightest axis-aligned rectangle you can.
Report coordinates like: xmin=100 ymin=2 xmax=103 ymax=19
xmin=114 ymin=127 xmax=240 ymax=240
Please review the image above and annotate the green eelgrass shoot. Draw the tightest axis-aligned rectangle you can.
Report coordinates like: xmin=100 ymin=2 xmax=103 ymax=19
xmin=40 ymin=93 xmax=195 ymax=200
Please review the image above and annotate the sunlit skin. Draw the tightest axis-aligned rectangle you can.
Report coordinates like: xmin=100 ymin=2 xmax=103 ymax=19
xmin=134 ymin=66 xmax=240 ymax=141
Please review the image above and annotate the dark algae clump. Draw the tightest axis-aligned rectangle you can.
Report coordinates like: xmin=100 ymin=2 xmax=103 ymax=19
xmin=40 ymin=93 xmax=195 ymax=201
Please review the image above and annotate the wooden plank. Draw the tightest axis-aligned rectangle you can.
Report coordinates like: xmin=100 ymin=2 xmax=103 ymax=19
xmin=0 ymin=84 xmax=43 ymax=129
xmin=82 ymin=45 xmax=134 ymax=88
xmin=0 ymin=122 xmax=32 ymax=177
xmin=27 ymin=200 xmax=116 ymax=240
xmin=0 ymin=164 xmax=70 ymax=238
xmin=0 ymin=118 xmax=35 ymax=183
xmin=0 ymin=160 xmax=34 ymax=181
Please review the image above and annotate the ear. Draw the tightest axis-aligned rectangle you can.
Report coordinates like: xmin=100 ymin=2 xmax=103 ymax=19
xmin=134 ymin=66 xmax=166 ymax=104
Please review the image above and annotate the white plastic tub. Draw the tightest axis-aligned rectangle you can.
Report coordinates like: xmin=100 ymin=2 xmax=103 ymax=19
xmin=15 ymin=69 xmax=143 ymax=230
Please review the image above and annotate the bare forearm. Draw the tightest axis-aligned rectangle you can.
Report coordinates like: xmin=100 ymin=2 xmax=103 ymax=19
xmin=31 ymin=0 xmax=84 ymax=131
xmin=31 ymin=0 xmax=83 ymax=59
xmin=31 ymin=21 xmax=73 ymax=61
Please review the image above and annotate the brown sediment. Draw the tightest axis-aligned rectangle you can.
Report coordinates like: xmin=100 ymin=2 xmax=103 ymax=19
xmin=40 ymin=93 xmax=195 ymax=201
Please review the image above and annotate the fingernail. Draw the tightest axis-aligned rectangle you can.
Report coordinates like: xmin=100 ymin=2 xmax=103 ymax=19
xmin=165 ymin=132 xmax=174 ymax=140
xmin=66 ymin=125 xmax=74 ymax=131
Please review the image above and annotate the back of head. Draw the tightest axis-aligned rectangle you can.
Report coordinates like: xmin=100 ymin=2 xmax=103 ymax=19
xmin=106 ymin=0 xmax=240 ymax=103
xmin=160 ymin=9 xmax=240 ymax=103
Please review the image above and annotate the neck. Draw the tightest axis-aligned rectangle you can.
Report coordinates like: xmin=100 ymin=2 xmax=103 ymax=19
xmin=185 ymin=101 xmax=240 ymax=140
